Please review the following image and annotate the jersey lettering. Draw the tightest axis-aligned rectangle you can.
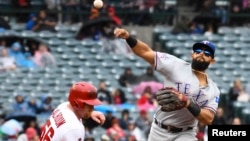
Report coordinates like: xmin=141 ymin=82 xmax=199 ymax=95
xmin=175 ymin=82 xmax=191 ymax=95
xmin=197 ymin=100 xmax=208 ymax=106
xmin=40 ymin=120 xmax=55 ymax=141
xmin=52 ymin=109 xmax=66 ymax=128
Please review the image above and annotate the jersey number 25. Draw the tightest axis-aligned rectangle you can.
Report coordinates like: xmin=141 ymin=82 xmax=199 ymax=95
xmin=40 ymin=120 xmax=55 ymax=141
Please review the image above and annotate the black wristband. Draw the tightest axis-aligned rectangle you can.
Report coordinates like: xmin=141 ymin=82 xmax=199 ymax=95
xmin=126 ymin=36 xmax=137 ymax=48
xmin=187 ymin=100 xmax=201 ymax=117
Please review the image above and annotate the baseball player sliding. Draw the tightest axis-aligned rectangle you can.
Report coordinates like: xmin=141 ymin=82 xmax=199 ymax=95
xmin=40 ymin=81 xmax=105 ymax=141
xmin=114 ymin=28 xmax=220 ymax=141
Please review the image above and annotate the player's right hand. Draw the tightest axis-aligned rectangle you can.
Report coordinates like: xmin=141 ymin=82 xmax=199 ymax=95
xmin=114 ymin=28 xmax=129 ymax=39
xmin=90 ymin=111 xmax=106 ymax=125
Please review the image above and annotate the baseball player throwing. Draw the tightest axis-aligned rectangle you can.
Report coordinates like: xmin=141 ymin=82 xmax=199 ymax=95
xmin=40 ymin=81 xmax=105 ymax=141
xmin=114 ymin=28 xmax=220 ymax=141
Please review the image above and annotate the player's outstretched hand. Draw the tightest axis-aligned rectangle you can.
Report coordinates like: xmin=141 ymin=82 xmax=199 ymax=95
xmin=90 ymin=111 xmax=106 ymax=125
xmin=114 ymin=28 xmax=129 ymax=39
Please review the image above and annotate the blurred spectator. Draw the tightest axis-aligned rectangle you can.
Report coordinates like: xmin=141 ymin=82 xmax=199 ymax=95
xmin=97 ymin=81 xmax=112 ymax=104
xmin=136 ymin=86 xmax=158 ymax=111
xmin=212 ymin=5 xmax=228 ymax=25
xmin=0 ymin=119 xmax=23 ymax=140
xmin=106 ymin=118 xmax=126 ymax=141
xmin=189 ymin=22 xmax=203 ymax=35
xmin=22 ymin=120 xmax=41 ymax=136
xmin=231 ymin=117 xmax=242 ymax=125
xmin=196 ymin=122 xmax=206 ymax=141
xmin=25 ymin=14 xmax=37 ymax=30
xmin=118 ymin=67 xmax=138 ymax=87
xmin=118 ymin=109 xmax=133 ymax=130
xmin=101 ymin=134 xmax=111 ymax=141
xmin=0 ymin=39 xmax=7 ymax=50
xmin=12 ymin=94 xmax=30 ymax=112
xmin=125 ymin=120 xmax=145 ymax=141
xmin=237 ymin=90 xmax=249 ymax=102
xmin=0 ymin=17 xmax=11 ymax=31
xmin=44 ymin=0 xmax=57 ymax=10
xmin=113 ymin=88 xmax=127 ymax=105
xmin=204 ymin=22 xmax=215 ymax=36
xmin=212 ymin=107 xmax=228 ymax=125
xmin=138 ymin=66 xmax=159 ymax=83
xmin=229 ymin=4 xmax=245 ymax=26
xmin=17 ymin=127 xmax=39 ymax=141
xmin=32 ymin=9 xmax=57 ymax=32
xmin=33 ymin=43 xmax=56 ymax=68
xmin=62 ymin=0 xmax=82 ymax=24
xmin=8 ymin=42 xmax=26 ymax=67
xmin=134 ymin=110 xmax=152 ymax=139
xmin=102 ymin=110 xmax=116 ymax=129
xmin=106 ymin=6 xmax=122 ymax=26
xmin=188 ymin=0 xmax=204 ymax=12
xmin=89 ymin=8 xmax=100 ymax=20
xmin=22 ymin=52 xmax=37 ymax=68
xmin=228 ymin=78 xmax=244 ymax=106
xmin=0 ymin=48 xmax=17 ymax=72
xmin=26 ymin=97 xmax=39 ymax=115
xmin=13 ymin=0 xmax=31 ymax=22
xmin=171 ymin=16 xmax=192 ymax=34
xmin=38 ymin=95 xmax=55 ymax=115
xmin=27 ymin=41 xmax=39 ymax=56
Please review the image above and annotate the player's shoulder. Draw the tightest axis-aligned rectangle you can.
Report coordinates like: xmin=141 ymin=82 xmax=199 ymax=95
xmin=156 ymin=51 xmax=190 ymax=65
xmin=208 ymin=78 xmax=220 ymax=94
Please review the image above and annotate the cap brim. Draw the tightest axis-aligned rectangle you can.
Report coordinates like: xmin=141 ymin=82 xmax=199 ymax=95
xmin=81 ymin=99 xmax=102 ymax=106
xmin=193 ymin=43 xmax=214 ymax=54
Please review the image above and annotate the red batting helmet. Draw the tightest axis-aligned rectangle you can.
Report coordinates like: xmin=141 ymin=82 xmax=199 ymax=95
xmin=68 ymin=81 xmax=102 ymax=108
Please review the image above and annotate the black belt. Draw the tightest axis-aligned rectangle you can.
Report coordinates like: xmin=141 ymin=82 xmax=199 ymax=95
xmin=154 ymin=119 xmax=193 ymax=133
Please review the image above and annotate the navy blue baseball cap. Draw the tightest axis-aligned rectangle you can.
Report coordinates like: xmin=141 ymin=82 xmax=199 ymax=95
xmin=193 ymin=40 xmax=216 ymax=56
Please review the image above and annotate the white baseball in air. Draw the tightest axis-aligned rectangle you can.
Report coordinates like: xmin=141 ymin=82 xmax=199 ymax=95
xmin=93 ymin=0 xmax=103 ymax=9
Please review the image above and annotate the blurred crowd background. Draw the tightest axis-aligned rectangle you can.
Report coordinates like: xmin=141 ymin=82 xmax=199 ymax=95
xmin=0 ymin=0 xmax=250 ymax=141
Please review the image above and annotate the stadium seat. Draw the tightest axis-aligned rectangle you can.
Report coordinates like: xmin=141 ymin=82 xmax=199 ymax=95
xmin=233 ymin=27 xmax=250 ymax=35
xmin=20 ymin=30 xmax=38 ymax=38
xmin=176 ymin=33 xmax=192 ymax=42
xmin=230 ymin=56 xmax=246 ymax=63
xmin=38 ymin=30 xmax=56 ymax=39
xmin=222 ymin=34 xmax=239 ymax=42
xmin=215 ymin=55 xmax=228 ymax=64
xmin=191 ymin=34 xmax=207 ymax=42
xmin=183 ymin=40 xmax=196 ymax=49
xmin=164 ymin=40 xmax=184 ymax=54
xmin=233 ymin=41 xmax=249 ymax=50
xmin=64 ymin=39 xmax=81 ymax=46
xmin=222 ymin=49 xmax=238 ymax=56
xmin=239 ymin=36 xmax=250 ymax=42
xmin=218 ymin=26 xmax=234 ymax=35
xmin=206 ymin=34 xmax=223 ymax=42
xmin=56 ymin=32 xmax=74 ymax=39
xmin=55 ymin=24 xmax=71 ymax=32
xmin=216 ymin=41 xmax=233 ymax=50
xmin=47 ymin=38 xmax=64 ymax=46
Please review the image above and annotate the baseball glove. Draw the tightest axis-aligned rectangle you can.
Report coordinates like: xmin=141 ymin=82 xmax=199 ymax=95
xmin=156 ymin=87 xmax=188 ymax=112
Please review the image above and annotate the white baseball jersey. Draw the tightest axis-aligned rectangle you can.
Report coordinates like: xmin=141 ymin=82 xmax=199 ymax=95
xmin=154 ymin=52 xmax=220 ymax=128
xmin=40 ymin=102 xmax=85 ymax=141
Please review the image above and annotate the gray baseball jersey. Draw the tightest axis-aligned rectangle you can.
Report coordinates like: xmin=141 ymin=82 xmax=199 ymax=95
xmin=154 ymin=52 xmax=220 ymax=128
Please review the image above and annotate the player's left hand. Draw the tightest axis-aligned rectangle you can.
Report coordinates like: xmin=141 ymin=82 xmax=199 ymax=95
xmin=90 ymin=111 xmax=106 ymax=125
xmin=156 ymin=87 xmax=189 ymax=112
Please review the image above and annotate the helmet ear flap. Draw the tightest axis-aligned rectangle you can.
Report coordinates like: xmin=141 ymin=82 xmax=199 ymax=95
xmin=72 ymin=100 xmax=84 ymax=109
xmin=74 ymin=101 xmax=79 ymax=108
